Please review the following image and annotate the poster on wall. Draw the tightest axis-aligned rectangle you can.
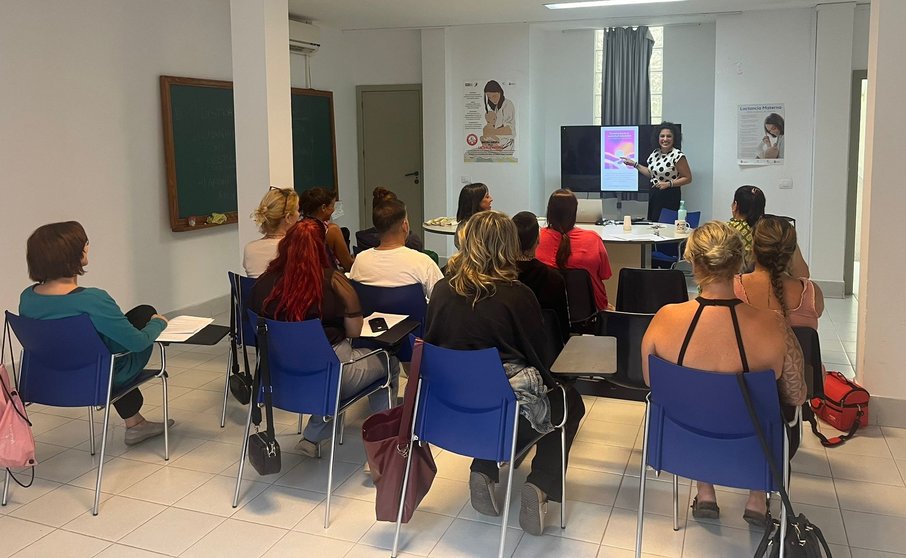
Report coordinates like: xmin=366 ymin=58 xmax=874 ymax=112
xmin=463 ymin=79 xmax=517 ymax=163
xmin=738 ymin=103 xmax=785 ymax=166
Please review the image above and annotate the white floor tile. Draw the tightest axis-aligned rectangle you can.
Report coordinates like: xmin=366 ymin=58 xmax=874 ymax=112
xmin=575 ymin=419 xmax=640 ymax=449
xmin=32 ymin=448 xmax=106 ymax=484
xmin=565 ymin=468 xmax=624 ymax=507
xmin=168 ymin=440 xmax=240 ymax=474
xmin=94 ymin=544 xmax=170 ymax=557
xmin=513 ymin=533 xmax=599 ymax=557
xmin=119 ymin=507 xmax=224 ymax=556
xmin=413 ymin=477 xmax=470 ymax=518
xmin=173 ymin=474 xmax=267 ymax=517
xmin=680 ymin=520 xmax=763 ymax=558
xmin=0 ymin=477 xmax=61 ymax=515
xmin=602 ymin=507 xmax=684 ymax=558
xmin=788 ymin=472 xmax=840 ymax=509
xmin=835 ymin=479 xmax=906 ymax=518
xmin=63 ymin=495 xmax=165 ymax=541
xmin=10 ymin=485 xmax=111 ymax=527
xmin=120 ymin=466 xmax=214 ymax=505
xmin=0 ymin=516 xmax=56 ymax=557
xmin=544 ymin=499 xmax=612 ymax=544
xmin=791 ymin=448 xmax=832 ymax=478
xmin=843 ymin=510 xmax=906 ymax=554
xmin=427 ymin=517 xmax=522 ymax=557
xmin=272 ymin=456 xmax=360 ymax=493
xmin=849 ymin=548 xmax=906 ymax=558
xmin=10 ymin=529 xmax=110 ymax=558
xmin=359 ymin=509 xmax=454 ymax=555
xmin=181 ymin=518 xmax=286 ymax=558
xmin=568 ymin=441 xmax=633 ymax=476
xmin=261 ymin=531 xmax=353 ymax=558
xmin=232 ymin=484 xmax=323 ymax=529
xmin=293 ymin=496 xmax=378 ymax=542
xmin=830 ymin=426 xmax=893 ymax=458
xmin=70 ymin=457 xmax=161 ymax=495
xmin=828 ymin=453 xmax=905 ymax=486
xmin=617 ymin=475 xmax=690 ymax=519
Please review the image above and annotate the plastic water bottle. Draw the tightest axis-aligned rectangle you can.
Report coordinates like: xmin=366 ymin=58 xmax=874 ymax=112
xmin=677 ymin=200 xmax=687 ymax=224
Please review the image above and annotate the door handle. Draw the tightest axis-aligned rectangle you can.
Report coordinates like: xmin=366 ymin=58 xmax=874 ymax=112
xmin=405 ymin=170 xmax=420 ymax=184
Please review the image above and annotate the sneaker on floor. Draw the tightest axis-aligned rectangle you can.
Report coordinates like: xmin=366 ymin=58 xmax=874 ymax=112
xmin=469 ymin=471 xmax=501 ymax=517
xmin=124 ymin=419 xmax=175 ymax=446
xmin=295 ymin=437 xmax=321 ymax=458
xmin=519 ymin=482 xmax=548 ymax=536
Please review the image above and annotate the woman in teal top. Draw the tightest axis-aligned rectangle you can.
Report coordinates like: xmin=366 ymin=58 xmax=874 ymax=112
xmin=19 ymin=221 xmax=172 ymax=446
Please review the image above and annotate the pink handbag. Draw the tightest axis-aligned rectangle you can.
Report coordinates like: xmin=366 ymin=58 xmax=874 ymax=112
xmin=0 ymin=362 xmax=36 ymax=469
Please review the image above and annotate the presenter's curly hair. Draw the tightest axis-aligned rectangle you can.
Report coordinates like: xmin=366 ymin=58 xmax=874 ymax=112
xmin=752 ymin=216 xmax=798 ymax=317
xmin=447 ymin=211 xmax=519 ymax=306
xmin=252 ymin=187 xmax=299 ymax=235
xmin=262 ymin=219 xmax=330 ymax=321
xmin=683 ymin=221 xmax=745 ymax=288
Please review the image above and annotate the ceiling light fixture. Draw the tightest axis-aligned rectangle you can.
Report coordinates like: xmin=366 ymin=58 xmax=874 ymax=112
xmin=545 ymin=0 xmax=685 ymax=9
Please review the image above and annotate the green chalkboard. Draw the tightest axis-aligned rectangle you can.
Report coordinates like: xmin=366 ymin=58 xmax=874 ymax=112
xmin=291 ymin=88 xmax=338 ymax=194
xmin=161 ymin=77 xmax=337 ymax=232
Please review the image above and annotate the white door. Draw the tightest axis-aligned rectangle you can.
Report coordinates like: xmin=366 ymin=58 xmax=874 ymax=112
xmin=358 ymin=86 xmax=424 ymax=238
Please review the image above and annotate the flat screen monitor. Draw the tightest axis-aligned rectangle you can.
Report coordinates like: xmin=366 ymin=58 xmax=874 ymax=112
xmin=560 ymin=124 xmax=682 ymax=193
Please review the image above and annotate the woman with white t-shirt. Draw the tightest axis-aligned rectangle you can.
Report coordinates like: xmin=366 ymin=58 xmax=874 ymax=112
xmin=242 ymin=187 xmax=300 ymax=278
xmin=480 ymin=80 xmax=515 ymax=147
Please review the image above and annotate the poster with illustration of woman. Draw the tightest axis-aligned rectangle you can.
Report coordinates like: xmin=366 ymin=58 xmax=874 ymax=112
xmin=738 ymin=104 xmax=785 ymax=165
xmin=464 ymin=79 xmax=517 ymax=163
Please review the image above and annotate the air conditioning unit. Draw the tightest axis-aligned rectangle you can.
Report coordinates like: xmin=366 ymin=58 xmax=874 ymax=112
xmin=289 ymin=20 xmax=320 ymax=55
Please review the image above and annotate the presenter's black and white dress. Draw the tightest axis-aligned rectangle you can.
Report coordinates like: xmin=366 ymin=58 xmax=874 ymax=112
xmin=646 ymin=147 xmax=686 ymax=221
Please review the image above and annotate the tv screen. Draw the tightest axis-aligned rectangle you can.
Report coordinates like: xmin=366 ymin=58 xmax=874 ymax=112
xmin=560 ymin=124 xmax=682 ymax=193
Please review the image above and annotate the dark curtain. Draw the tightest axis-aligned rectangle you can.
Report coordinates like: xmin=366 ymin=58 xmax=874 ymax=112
xmin=601 ymin=26 xmax=655 ymax=204
xmin=601 ymin=26 xmax=654 ymax=126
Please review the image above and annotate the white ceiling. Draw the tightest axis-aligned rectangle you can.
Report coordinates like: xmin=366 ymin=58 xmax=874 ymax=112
xmin=287 ymin=0 xmax=849 ymax=31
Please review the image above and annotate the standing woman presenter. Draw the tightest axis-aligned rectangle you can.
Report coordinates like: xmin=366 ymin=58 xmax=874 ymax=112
xmin=621 ymin=122 xmax=693 ymax=221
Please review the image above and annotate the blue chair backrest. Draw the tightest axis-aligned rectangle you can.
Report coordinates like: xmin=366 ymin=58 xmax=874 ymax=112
xmin=413 ymin=341 xmax=517 ymax=462
xmin=657 ymin=208 xmax=702 ymax=228
xmin=349 ymin=281 xmax=426 ymax=361
xmin=646 ymin=355 xmax=785 ymax=492
xmin=229 ymin=272 xmax=257 ymax=348
xmin=5 ymin=311 xmax=114 ymax=407
xmin=247 ymin=311 xmax=341 ymax=416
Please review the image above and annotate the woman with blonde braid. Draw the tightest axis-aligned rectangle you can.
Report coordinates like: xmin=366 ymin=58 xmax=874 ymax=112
xmin=243 ymin=187 xmax=300 ymax=278
xmin=733 ymin=215 xmax=824 ymax=329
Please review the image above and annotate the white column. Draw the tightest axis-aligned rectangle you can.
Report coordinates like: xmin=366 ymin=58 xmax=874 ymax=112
xmin=857 ymin=0 xmax=906 ymax=425
xmin=809 ymin=3 xmax=855 ymax=297
xmin=230 ymin=0 xmax=294 ymax=262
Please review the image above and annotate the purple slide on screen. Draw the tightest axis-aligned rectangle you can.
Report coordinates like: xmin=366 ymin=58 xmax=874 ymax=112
xmin=601 ymin=126 xmax=639 ymax=192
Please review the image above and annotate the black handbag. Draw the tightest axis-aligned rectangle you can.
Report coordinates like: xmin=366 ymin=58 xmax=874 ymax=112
xmin=247 ymin=318 xmax=281 ymax=476
xmin=736 ymin=374 xmax=832 ymax=558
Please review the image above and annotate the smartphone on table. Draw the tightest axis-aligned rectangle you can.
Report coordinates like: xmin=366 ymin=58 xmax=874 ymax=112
xmin=369 ymin=317 xmax=389 ymax=333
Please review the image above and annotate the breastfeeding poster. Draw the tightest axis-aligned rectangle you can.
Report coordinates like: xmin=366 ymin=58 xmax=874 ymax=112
xmin=738 ymin=103 xmax=785 ymax=165
xmin=463 ymin=79 xmax=518 ymax=163
xmin=601 ymin=126 xmax=639 ymax=191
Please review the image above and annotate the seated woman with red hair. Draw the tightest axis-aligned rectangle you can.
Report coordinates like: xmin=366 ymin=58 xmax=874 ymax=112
xmin=250 ymin=219 xmax=400 ymax=457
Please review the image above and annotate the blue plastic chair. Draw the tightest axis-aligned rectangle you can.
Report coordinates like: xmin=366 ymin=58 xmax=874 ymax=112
xmin=391 ymin=341 xmax=568 ymax=558
xmin=232 ymin=313 xmax=394 ymax=528
xmin=653 ymin=208 xmax=702 ymax=268
xmin=220 ymin=272 xmax=257 ymax=427
xmin=3 ymin=312 xmax=169 ymax=516
xmin=635 ymin=355 xmax=798 ymax=557
xmin=349 ymin=281 xmax=427 ymax=362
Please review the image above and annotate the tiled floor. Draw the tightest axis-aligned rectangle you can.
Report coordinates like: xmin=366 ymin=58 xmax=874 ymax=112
xmin=4 ymin=295 xmax=906 ymax=557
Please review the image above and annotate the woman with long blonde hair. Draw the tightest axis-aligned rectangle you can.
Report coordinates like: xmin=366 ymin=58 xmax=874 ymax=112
xmin=243 ymin=187 xmax=300 ymax=278
xmin=423 ymin=210 xmax=585 ymax=537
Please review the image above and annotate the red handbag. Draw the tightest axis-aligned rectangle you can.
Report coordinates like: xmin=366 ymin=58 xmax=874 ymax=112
xmin=362 ymin=338 xmax=436 ymax=523
xmin=808 ymin=371 xmax=869 ymax=447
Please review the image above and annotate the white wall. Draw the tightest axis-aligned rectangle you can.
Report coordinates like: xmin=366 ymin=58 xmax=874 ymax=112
xmin=852 ymin=4 xmax=871 ymax=71
xmin=712 ymin=9 xmax=817 ymax=261
xmin=663 ymin=23 xmax=716 ymax=223
xmin=0 ymin=0 xmax=236 ymax=317
xmin=537 ymin=30 xmax=596 ymax=211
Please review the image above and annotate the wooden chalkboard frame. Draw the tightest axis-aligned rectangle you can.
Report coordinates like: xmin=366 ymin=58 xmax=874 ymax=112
xmin=290 ymin=87 xmax=339 ymax=196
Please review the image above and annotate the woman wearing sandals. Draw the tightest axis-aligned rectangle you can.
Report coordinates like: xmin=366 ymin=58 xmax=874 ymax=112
xmin=641 ymin=221 xmax=806 ymax=526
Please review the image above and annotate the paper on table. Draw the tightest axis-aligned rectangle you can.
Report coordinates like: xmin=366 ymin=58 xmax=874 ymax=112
xmin=360 ymin=312 xmax=408 ymax=338
xmin=602 ymin=233 xmax=670 ymax=242
xmin=157 ymin=315 xmax=214 ymax=342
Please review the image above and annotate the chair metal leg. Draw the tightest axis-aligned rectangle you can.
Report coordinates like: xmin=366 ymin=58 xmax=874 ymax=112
xmin=88 ymin=407 xmax=96 ymax=456
xmin=391 ymin=435 xmax=417 ymax=557
xmin=2 ymin=469 xmax=9 ymax=506
xmin=220 ymin=347 xmax=234 ymax=428
xmin=560 ymin=426 xmax=566 ymax=529
xmin=162 ymin=374 xmax=170 ymax=461
xmin=297 ymin=414 xmax=303 ymax=435
xmin=672 ymin=474 xmax=679 ymax=531
xmin=635 ymin=400 xmax=652 ymax=558
xmin=498 ymin=405 xmax=522 ymax=558
xmin=779 ymin=428 xmax=791 ymax=558
xmin=324 ymin=412 xmax=340 ymax=528
xmin=93 ymin=403 xmax=112 ymax=515
xmin=232 ymin=397 xmax=255 ymax=508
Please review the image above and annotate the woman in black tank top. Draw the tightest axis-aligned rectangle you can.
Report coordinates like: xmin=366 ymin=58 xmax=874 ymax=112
xmin=641 ymin=222 xmax=807 ymax=527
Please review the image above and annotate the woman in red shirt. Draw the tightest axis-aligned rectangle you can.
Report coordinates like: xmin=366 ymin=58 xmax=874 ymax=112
xmin=536 ymin=189 xmax=613 ymax=310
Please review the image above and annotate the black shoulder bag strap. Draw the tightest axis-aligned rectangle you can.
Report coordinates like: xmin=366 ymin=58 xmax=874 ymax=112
xmin=805 ymin=408 xmax=862 ymax=448
xmin=252 ymin=317 xmax=276 ymax=440
xmin=737 ymin=373 xmax=833 ymax=558
xmin=1 ymin=319 xmax=35 ymax=488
